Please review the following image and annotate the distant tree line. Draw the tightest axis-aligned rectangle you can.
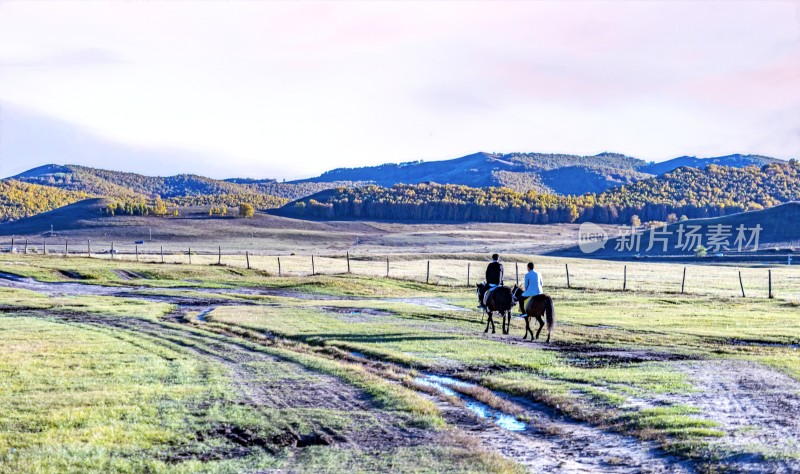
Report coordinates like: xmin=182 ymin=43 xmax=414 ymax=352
xmin=103 ymin=196 xmax=173 ymax=217
xmin=287 ymin=161 xmax=800 ymax=225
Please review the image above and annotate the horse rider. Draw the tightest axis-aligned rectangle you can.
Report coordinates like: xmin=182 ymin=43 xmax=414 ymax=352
xmin=518 ymin=261 xmax=543 ymax=316
xmin=482 ymin=253 xmax=504 ymax=307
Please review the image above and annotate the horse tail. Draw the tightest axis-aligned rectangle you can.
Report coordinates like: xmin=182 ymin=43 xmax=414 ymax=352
xmin=545 ymin=295 xmax=556 ymax=332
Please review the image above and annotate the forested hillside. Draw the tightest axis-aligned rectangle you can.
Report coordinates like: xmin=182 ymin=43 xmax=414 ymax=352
xmin=297 ymin=152 xmax=781 ymax=195
xmin=0 ymin=180 xmax=92 ymax=221
xmin=5 ymin=164 xmax=370 ymax=221
xmin=301 ymin=151 xmax=652 ymax=194
xmin=3 ymin=154 xmax=793 ymax=224
xmin=14 ymin=164 xmax=366 ymax=201
xmin=641 ymin=154 xmax=779 ymax=175
xmin=279 ymin=161 xmax=800 ymax=225
xmin=15 ymin=164 xmax=259 ymax=198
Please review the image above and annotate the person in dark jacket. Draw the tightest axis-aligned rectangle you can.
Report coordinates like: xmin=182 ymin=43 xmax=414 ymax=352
xmin=485 ymin=254 xmax=503 ymax=286
xmin=482 ymin=254 xmax=504 ymax=306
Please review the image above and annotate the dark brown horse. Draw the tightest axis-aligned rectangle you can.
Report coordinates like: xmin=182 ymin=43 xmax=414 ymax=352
xmin=511 ymin=286 xmax=556 ymax=343
xmin=476 ymin=283 xmax=514 ymax=334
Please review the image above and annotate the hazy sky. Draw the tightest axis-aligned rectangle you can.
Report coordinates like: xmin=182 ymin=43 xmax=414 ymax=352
xmin=1 ymin=1 xmax=798 ymax=180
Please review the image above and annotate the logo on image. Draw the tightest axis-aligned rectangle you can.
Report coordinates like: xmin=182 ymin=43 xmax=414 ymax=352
xmin=578 ymin=222 xmax=609 ymax=254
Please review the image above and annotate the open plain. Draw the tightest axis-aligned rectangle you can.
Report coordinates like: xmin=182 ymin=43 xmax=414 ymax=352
xmin=0 ymin=214 xmax=799 ymax=473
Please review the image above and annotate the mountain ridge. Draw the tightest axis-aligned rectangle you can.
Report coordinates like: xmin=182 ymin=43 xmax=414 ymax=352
xmin=9 ymin=152 xmax=786 ymax=198
xmin=275 ymin=159 xmax=800 ymax=225
xmin=293 ymin=151 xmax=785 ymax=195
xmin=1 ymin=152 xmax=793 ymax=224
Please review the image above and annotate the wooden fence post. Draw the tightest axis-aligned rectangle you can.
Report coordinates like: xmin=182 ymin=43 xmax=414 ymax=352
xmin=24 ymin=239 xmax=28 ymax=254
xmin=565 ymin=263 xmax=570 ymax=289
xmin=218 ymin=246 xmax=222 ymax=265
xmin=346 ymin=251 xmax=351 ymax=273
xmin=87 ymin=240 xmax=91 ymax=258
xmin=623 ymin=265 xmax=627 ymax=291
xmin=161 ymin=246 xmax=164 ymax=264
xmin=188 ymin=248 xmax=192 ymax=264
xmin=739 ymin=271 xmax=746 ymax=298
xmin=246 ymin=251 xmax=250 ymax=270
xmin=467 ymin=262 xmax=471 ymax=287
xmin=10 ymin=238 xmax=13 ymax=253
xmin=515 ymin=263 xmax=519 ymax=285
xmin=135 ymin=244 xmax=139 ymax=261
xmin=111 ymin=242 xmax=114 ymax=259
xmin=681 ymin=267 xmax=686 ymax=294
xmin=43 ymin=238 xmax=47 ymax=255
xmin=278 ymin=257 xmax=282 ymax=276
xmin=768 ymin=269 xmax=773 ymax=299
xmin=65 ymin=240 xmax=68 ymax=257
xmin=386 ymin=257 xmax=389 ymax=277
xmin=312 ymin=255 xmax=315 ymax=275
xmin=426 ymin=260 xmax=430 ymax=284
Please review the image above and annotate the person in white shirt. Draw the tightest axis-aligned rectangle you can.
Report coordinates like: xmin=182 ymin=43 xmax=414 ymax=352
xmin=519 ymin=262 xmax=543 ymax=316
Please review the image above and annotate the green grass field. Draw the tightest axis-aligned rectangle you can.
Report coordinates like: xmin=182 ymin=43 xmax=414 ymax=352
xmin=0 ymin=253 xmax=799 ymax=472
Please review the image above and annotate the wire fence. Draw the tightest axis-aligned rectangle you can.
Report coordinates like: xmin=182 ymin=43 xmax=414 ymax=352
xmin=1 ymin=239 xmax=798 ymax=302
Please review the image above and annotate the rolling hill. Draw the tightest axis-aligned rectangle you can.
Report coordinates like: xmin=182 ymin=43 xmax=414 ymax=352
xmin=7 ymin=164 xmax=364 ymax=218
xmin=276 ymin=160 xmax=800 ymax=225
xmin=13 ymin=164 xmax=367 ymax=201
xmin=8 ymin=153 xmax=787 ymax=201
xmin=596 ymin=161 xmax=800 ymax=214
xmin=0 ymin=179 xmax=92 ymax=222
xmin=296 ymin=151 xmax=785 ymax=195
xmin=297 ymin=151 xmax=650 ymax=194
xmin=1 ymin=152 xmax=792 ymax=224
xmin=641 ymin=154 xmax=780 ymax=176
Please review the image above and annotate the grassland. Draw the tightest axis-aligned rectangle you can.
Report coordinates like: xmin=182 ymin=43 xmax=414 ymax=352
xmin=0 ymin=253 xmax=798 ymax=472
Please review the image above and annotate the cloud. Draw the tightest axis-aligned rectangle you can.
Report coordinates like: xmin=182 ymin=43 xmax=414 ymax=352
xmin=0 ymin=48 xmax=125 ymax=69
xmin=0 ymin=102 xmax=224 ymax=179
xmin=0 ymin=1 xmax=796 ymax=179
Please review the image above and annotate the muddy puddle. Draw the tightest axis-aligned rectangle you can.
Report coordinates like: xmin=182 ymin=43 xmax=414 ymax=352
xmin=322 ymin=306 xmax=396 ymax=323
xmin=346 ymin=350 xmax=692 ymax=472
xmin=414 ymin=374 xmax=526 ymax=431
xmin=0 ymin=271 xmax=133 ymax=297
xmin=196 ymin=307 xmax=215 ymax=322
xmin=726 ymin=338 xmax=800 ymax=349
xmin=0 ymin=271 xmax=469 ymax=312
xmin=349 ymin=350 xmax=529 ymax=430
xmin=385 ymin=297 xmax=467 ymax=312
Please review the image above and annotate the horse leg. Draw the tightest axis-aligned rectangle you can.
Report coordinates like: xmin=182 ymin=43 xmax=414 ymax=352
xmin=534 ymin=315 xmax=544 ymax=340
xmin=523 ymin=316 xmax=531 ymax=340
xmin=503 ymin=311 xmax=509 ymax=335
xmin=484 ymin=311 xmax=495 ymax=334
xmin=545 ymin=314 xmax=551 ymax=343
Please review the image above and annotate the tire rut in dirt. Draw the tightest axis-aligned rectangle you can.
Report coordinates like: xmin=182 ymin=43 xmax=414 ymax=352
xmin=37 ymin=312 xmax=435 ymax=452
xmin=424 ymin=389 xmax=693 ymax=474
xmin=674 ymin=360 xmax=800 ymax=473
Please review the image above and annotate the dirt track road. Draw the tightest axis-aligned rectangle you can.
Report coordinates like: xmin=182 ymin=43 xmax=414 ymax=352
xmin=3 ymin=272 xmax=800 ymax=472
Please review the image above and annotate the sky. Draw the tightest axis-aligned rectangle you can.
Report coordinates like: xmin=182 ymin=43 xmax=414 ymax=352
xmin=0 ymin=1 xmax=798 ymax=180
